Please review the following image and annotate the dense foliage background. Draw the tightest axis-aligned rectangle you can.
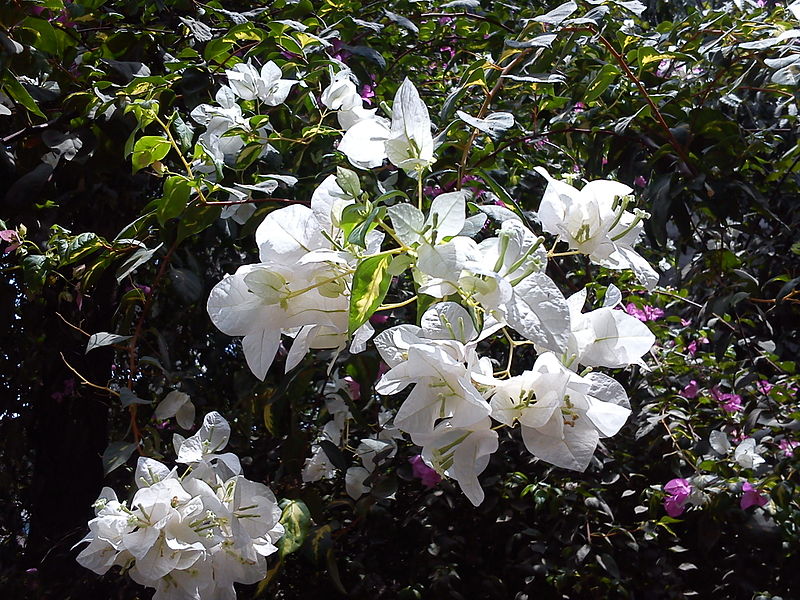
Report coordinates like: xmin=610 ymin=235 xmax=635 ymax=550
xmin=1 ymin=0 xmax=799 ymax=598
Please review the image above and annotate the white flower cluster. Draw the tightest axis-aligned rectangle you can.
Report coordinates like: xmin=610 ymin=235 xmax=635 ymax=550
xmin=196 ymin=66 xmax=660 ymax=506
xmin=76 ymin=412 xmax=284 ymax=600
xmin=207 ymin=173 xmax=382 ymax=379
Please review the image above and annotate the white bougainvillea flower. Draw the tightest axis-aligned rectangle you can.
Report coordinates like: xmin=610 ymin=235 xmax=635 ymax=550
xmin=385 ymin=77 xmax=435 ymax=175
xmin=190 ymin=85 xmax=251 ymax=163
xmin=174 ymin=412 xmax=242 ymax=481
xmin=489 ymin=352 xmax=631 ymax=471
xmin=77 ymin=412 xmax=285 ymax=600
xmin=134 ymin=457 xmax=176 ymax=488
xmin=734 ymin=438 xmax=766 ymax=469
xmin=337 ymin=117 xmax=391 ymax=169
xmin=417 ymin=418 xmax=498 ymax=506
xmin=226 ymin=60 xmax=298 ymax=105
xmin=562 ymin=288 xmax=655 ymax=369
xmin=154 ymin=390 xmax=195 ymax=430
xmin=321 ymin=67 xmax=379 ymax=130
xmin=535 ymin=167 xmax=658 ymax=289
xmin=375 ymin=344 xmax=490 ymax=437
xmin=338 ymin=77 xmax=434 ymax=174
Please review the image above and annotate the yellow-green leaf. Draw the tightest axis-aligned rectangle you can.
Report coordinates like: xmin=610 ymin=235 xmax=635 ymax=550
xmin=349 ymin=254 xmax=393 ymax=335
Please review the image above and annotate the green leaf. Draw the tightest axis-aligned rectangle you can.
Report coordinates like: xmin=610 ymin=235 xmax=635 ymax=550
xmin=277 ymin=499 xmax=312 ymax=558
xmin=3 ymin=75 xmax=45 ymax=118
xmin=317 ymin=440 xmax=349 ymax=471
xmin=131 ymin=136 xmax=171 ymax=172
xmin=335 ymin=167 xmax=361 ymax=199
xmin=157 ymin=176 xmax=192 ymax=225
xmin=172 ymin=113 xmax=195 ymax=151
xmin=177 ymin=203 xmax=221 ymax=243
xmin=65 ymin=232 xmax=102 ymax=265
xmin=349 ymin=254 xmax=393 ymax=335
xmin=347 ymin=205 xmax=384 ymax=249
xmin=585 ymin=64 xmax=620 ymax=102
xmin=116 ymin=243 xmax=162 ymax=283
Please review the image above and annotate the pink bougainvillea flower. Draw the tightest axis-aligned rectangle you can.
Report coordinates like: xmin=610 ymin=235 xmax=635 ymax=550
xmin=711 ymin=387 xmax=743 ymax=413
xmin=687 ymin=337 xmax=708 ymax=356
xmin=343 ymin=376 xmax=361 ymax=402
xmin=663 ymin=478 xmax=692 ymax=517
xmin=740 ymin=482 xmax=768 ymax=510
xmin=370 ymin=313 xmax=389 ymax=325
xmin=409 ymin=455 xmax=442 ymax=488
xmin=633 ymin=175 xmax=647 ymax=188
xmin=624 ymin=303 xmax=664 ymax=322
xmin=681 ymin=380 xmax=699 ymax=399
xmin=778 ymin=438 xmax=799 ymax=458
xmin=756 ymin=380 xmax=774 ymax=394
xmin=680 ymin=318 xmax=691 ymax=327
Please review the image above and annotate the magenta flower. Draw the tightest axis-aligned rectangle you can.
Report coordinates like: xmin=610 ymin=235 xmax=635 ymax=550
xmin=710 ymin=387 xmax=743 ymax=413
xmin=680 ymin=318 xmax=691 ymax=327
xmin=409 ymin=455 xmax=442 ymax=488
xmin=370 ymin=313 xmax=389 ymax=325
xmin=624 ymin=303 xmax=664 ymax=322
xmin=687 ymin=337 xmax=708 ymax=356
xmin=778 ymin=438 xmax=799 ymax=458
xmin=663 ymin=478 xmax=692 ymax=517
xmin=343 ymin=376 xmax=361 ymax=402
xmin=681 ymin=380 xmax=699 ymax=399
xmin=756 ymin=380 xmax=774 ymax=395
xmin=0 ymin=229 xmax=20 ymax=253
xmin=573 ymin=102 xmax=586 ymax=112
xmin=740 ymin=482 xmax=768 ymax=510
xmin=633 ymin=175 xmax=647 ymax=188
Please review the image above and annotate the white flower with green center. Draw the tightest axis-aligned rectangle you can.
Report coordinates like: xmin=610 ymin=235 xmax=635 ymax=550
xmin=536 ymin=167 xmax=658 ymax=289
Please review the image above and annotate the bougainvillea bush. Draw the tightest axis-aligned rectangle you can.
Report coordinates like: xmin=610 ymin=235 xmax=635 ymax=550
xmin=1 ymin=0 xmax=799 ymax=598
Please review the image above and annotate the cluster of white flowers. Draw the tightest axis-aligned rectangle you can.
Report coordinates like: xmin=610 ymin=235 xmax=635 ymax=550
xmin=76 ymin=413 xmax=284 ymax=600
xmin=202 ymin=65 xmax=661 ymax=506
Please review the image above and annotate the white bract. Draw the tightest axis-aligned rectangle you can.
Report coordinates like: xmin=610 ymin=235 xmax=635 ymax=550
xmin=338 ymin=77 xmax=435 ymax=175
xmin=207 ymin=176 xmax=381 ymax=379
xmin=154 ymin=391 xmax=195 ymax=430
xmin=488 ymin=352 xmax=631 ymax=471
xmin=185 ymin=57 xmax=662 ymax=510
xmin=536 ymin=167 xmax=658 ymax=290
xmin=226 ymin=60 xmax=298 ymax=105
xmin=76 ymin=413 xmax=283 ymax=600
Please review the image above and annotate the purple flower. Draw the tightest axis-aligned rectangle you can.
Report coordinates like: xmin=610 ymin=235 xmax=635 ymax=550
xmin=778 ymin=438 xmax=799 ymax=458
xmin=343 ymin=376 xmax=361 ymax=402
xmin=573 ymin=102 xmax=586 ymax=112
xmin=680 ymin=318 xmax=691 ymax=327
xmin=681 ymin=380 xmax=699 ymax=399
xmin=687 ymin=337 xmax=708 ymax=357
xmin=663 ymin=478 xmax=692 ymax=517
xmin=633 ymin=175 xmax=647 ymax=188
xmin=370 ymin=313 xmax=389 ymax=325
xmin=740 ymin=482 xmax=768 ymax=510
xmin=711 ymin=387 xmax=743 ymax=413
xmin=625 ymin=303 xmax=664 ymax=322
xmin=409 ymin=455 xmax=442 ymax=488
xmin=756 ymin=380 xmax=774 ymax=394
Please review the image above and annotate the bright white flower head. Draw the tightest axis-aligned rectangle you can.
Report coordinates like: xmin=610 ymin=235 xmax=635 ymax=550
xmin=226 ymin=60 xmax=298 ymax=105
xmin=338 ymin=78 xmax=435 ymax=174
xmin=489 ymin=352 xmax=631 ymax=471
xmin=76 ymin=413 xmax=284 ymax=600
xmin=535 ymin=167 xmax=658 ymax=290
